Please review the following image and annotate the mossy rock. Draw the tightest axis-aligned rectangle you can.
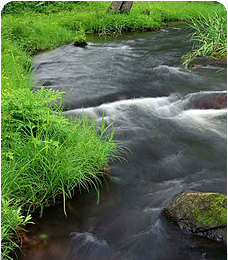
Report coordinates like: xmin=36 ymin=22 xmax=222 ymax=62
xmin=163 ymin=191 xmax=227 ymax=242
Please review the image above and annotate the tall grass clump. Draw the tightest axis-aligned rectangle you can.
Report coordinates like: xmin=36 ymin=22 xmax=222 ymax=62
xmin=2 ymin=101 xmax=117 ymax=215
xmin=183 ymin=11 xmax=227 ymax=67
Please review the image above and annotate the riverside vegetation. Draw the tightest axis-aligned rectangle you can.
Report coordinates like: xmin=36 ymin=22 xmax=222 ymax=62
xmin=1 ymin=1 xmax=227 ymax=259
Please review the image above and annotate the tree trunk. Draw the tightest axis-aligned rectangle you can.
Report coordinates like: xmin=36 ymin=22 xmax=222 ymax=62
xmin=107 ymin=1 xmax=133 ymax=14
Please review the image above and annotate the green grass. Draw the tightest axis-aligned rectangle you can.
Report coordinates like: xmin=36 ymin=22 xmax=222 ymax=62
xmin=2 ymin=1 xmax=226 ymax=51
xmin=1 ymin=15 xmax=76 ymax=55
xmin=183 ymin=11 xmax=227 ymax=67
xmin=1 ymin=1 xmax=227 ymax=259
xmin=2 ymin=109 xmax=117 ymax=215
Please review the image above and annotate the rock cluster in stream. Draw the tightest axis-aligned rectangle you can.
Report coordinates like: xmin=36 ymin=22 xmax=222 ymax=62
xmin=163 ymin=191 xmax=227 ymax=243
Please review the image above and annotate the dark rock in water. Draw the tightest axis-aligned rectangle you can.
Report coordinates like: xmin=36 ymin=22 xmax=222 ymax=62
xmin=194 ymin=94 xmax=227 ymax=110
xmin=163 ymin=191 xmax=227 ymax=243
xmin=73 ymin=41 xmax=88 ymax=47
xmin=214 ymin=94 xmax=227 ymax=108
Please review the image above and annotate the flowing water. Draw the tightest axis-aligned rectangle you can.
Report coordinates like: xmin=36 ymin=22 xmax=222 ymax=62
xmin=19 ymin=23 xmax=227 ymax=260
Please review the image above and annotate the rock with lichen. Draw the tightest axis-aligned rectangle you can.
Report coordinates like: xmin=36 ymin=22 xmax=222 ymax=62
xmin=163 ymin=191 xmax=227 ymax=243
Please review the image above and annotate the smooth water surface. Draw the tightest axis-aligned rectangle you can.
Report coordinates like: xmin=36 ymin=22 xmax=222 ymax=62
xmin=19 ymin=24 xmax=227 ymax=260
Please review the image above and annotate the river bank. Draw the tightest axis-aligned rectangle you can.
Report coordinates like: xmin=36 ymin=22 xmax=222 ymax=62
xmin=1 ymin=2 xmax=227 ymax=259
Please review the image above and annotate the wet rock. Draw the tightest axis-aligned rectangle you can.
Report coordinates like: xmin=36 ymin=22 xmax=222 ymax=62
xmin=194 ymin=94 xmax=227 ymax=110
xmin=73 ymin=40 xmax=88 ymax=47
xmin=163 ymin=191 xmax=227 ymax=243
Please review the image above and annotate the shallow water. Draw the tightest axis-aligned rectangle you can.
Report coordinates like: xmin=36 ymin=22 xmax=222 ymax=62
xmin=19 ymin=24 xmax=227 ymax=260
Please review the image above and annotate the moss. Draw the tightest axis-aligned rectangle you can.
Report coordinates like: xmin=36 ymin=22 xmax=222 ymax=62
xmin=165 ymin=191 xmax=227 ymax=230
xmin=194 ymin=193 xmax=227 ymax=227
xmin=177 ymin=192 xmax=227 ymax=229
xmin=164 ymin=191 xmax=227 ymax=242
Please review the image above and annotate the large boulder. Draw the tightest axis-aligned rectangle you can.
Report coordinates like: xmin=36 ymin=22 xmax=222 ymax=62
xmin=163 ymin=191 xmax=227 ymax=242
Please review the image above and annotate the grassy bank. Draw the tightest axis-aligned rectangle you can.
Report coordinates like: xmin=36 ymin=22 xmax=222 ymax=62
xmin=1 ymin=1 xmax=226 ymax=259
xmin=2 ymin=2 xmax=226 ymax=54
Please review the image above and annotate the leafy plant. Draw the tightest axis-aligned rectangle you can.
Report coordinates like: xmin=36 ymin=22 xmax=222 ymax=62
xmin=1 ymin=197 xmax=33 ymax=260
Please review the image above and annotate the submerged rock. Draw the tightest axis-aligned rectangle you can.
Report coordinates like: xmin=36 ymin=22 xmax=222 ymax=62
xmin=163 ymin=191 xmax=227 ymax=243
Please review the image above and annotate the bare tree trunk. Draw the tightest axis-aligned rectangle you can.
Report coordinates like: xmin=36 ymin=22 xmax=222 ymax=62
xmin=107 ymin=1 xmax=133 ymax=14
xmin=120 ymin=1 xmax=133 ymax=13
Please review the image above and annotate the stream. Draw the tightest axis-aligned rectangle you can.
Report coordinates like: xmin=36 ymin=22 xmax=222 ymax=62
xmin=19 ymin=23 xmax=227 ymax=260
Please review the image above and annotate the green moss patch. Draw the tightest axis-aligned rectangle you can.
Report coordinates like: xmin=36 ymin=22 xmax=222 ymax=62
xmin=190 ymin=192 xmax=227 ymax=228
xmin=165 ymin=191 xmax=227 ymax=230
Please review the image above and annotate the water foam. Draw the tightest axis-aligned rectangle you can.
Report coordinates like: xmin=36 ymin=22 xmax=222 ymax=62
xmin=64 ymin=90 xmax=227 ymax=138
